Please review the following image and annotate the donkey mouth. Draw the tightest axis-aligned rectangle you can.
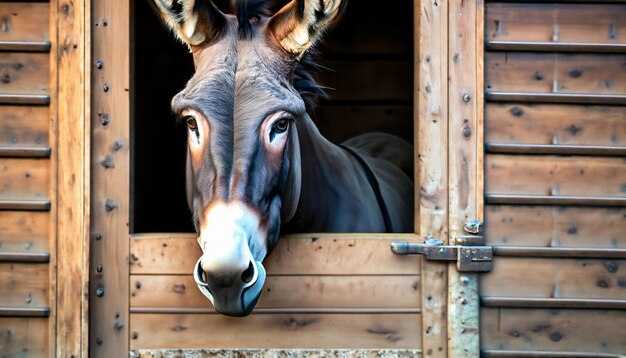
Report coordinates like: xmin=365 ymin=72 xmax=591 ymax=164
xmin=193 ymin=258 xmax=266 ymax=317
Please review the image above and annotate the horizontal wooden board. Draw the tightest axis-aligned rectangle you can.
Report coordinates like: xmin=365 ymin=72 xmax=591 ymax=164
xmin=130 ymin=233 xmax=421 ymax=275
xmin=319 ymin=60 xmax=412 ymax=102
xmin=0 ymin=158 xmax=49 ymax=200
xmin=0 ymin=106 xmax=49 ymax=148
xmin=486 ymin=155 xmax=626 ymax=197
xmin=481 ymin=308 xmax=626 ymax=354
xmin=486 ymin=53 xmax=626 ymax=95
xmin=485 ymin=205 xmax=625 ymax=248
xmin=0 ymin=317 xmax=48 ymax=356
xmin=131 ymin=275 xmax=421 ymax=309
xmin=486 ymin=3 xmax=626 ymax=45
xmin=485 ymin=104 xmax=626 ymax=146
xmin=0 ymin=263 xmax=48 ymax=307
xmin=130 ymin=313 xmax=421 ymax=349
xmin=481 ymin=258 xmax=626 ymax=300
xmin=0 ymin=3 xmax=49 ymax=42
xmin=315 ymin=105 xmax=413 ymax=144
xmin=0 ymin=53 xmax=49 ymax=95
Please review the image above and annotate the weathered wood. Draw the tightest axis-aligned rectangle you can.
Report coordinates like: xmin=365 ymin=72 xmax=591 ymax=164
xmin=486 ymin=53 xmax=626 ymax=95
xmin=130 ymin=275 xmax=421 ymax=309
xmin=0 ymin=317 xmax=48 ymax=356
xmin=481 ymin=308 xmax=626 ymax=354
xmin=486 ymin=155 xmax=626 ymax=198
xmin=130 ymin=233 xmax=420 ymax=275
xmin=485 ymin=205 xmax=625 ymax=248
xmin=0 ymin=158 xmax=49 ymax=200
xmin=485 ymin=104 xmax=626 ymax=147
xmin=481 ymin=258 xmax=626 ymax=300
xmin=0 ymin=53 xmax=49 ymax=95
xmin=416 ymin=0 xmax=449 ymax=354
xmin=0 ymin=106 xmax=49 ymax=148
xmin=0 ymin=3 xmax=49 ymax=43
xmin=0 ymin=211 xmax=49 ymax=252
xmin=486 ymin=4 xmax=626 ymax=45
xmin=130 ymin=313 xmax=422 ymax=349
xmin=0 ymin=263 xmax=48 ymax=307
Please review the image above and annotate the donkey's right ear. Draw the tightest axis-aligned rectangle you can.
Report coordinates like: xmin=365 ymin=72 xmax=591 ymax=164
xmin=150 ymin=0 xmax=226 ymax=46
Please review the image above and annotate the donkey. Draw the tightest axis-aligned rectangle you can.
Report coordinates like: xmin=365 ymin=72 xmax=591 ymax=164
xmin=151 ymin=0 xmax=413 ymax=316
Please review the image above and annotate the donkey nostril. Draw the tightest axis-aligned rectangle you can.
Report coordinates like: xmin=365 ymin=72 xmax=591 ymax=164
xmin=241 ymin=261 xmax=255 ymax=284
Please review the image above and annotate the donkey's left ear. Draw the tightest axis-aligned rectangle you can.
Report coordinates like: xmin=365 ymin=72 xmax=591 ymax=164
xmin=151 ymin=0 xmax=226 ymax=46
xmin=269 ymin=0 xmax=347 ymax=58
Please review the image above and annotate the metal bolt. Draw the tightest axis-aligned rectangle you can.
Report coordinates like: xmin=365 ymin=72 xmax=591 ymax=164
xmin=460 ymin=276 xmax=470 ymax=286
xmin=461 ymin=298 xmax=468 ymax=305
xmin=98 ymin=112 xmax=110 ymax=126
xmin=96 ymin=264 xmax=103 ymax=273
xmin=103 ymin=83 xmax=110 ymax=92
xmin=96 ymin=287 xmax=105 ymax=297
xmin=24 ymin=242 xmax=32 ymax=250
xmin=96 ymin=337 xmax=103 ymax=345
xmin=462 ymin=93 xmax=472 ymax=102
xmin=105 ymin=198 xmax=118 ymax=212
xmin=92 ymin=232 xmax=103 ymax=241
xmin=96 ymin=60 xmax=104 ymax=69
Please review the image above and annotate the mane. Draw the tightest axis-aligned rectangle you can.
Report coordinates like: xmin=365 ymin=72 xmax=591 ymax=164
xmin=236 ymin=0 xmax=327 ymax=110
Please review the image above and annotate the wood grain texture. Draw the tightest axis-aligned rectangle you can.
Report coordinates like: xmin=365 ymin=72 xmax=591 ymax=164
xmin=481 ymin=308 xmax=626 ymax=355
xmin=486 ymin=3 xmax=626 ymax=45
xmin=130 ymin=313 xmax=421 ymax=350
xmin=0 ymin=53 xmax=49 ymax=95
xmin=486 ymin=155 xmax=626 ymax=197
xmin=485 ymin=104 xmax=626 ymax=147
xmin=131 ymin=275 xmax=421 ymax=309
xmin=0 ymin=158 xmax=49 ymax=200
xmin=0 ymin=106 xmax=49 ymax=148
xmin=0 ymin=317 xmax=48 ymax=356
xmin=486 ymin=53 xmax=626 ymax=95
xmin=130 ymin=233 xmax=421 ymax=275
xmin=0 ymin=211 xmax=49 ymax=253
xmin=0 ymin=263 xmax=48 ymax=307
xmin=0 ymin=2 xmax=49 ymax=42
xmin=485 ymin=205 xmax=625 ymax=248
xmin=480 ymin=258 xmax=626 ymax=300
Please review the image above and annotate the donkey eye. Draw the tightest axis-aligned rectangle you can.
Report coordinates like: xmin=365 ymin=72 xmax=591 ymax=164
xmin=185 ymin=116 xmax=198 ymax=130
xmin=273 ymin=118 xmax=289 ymax=133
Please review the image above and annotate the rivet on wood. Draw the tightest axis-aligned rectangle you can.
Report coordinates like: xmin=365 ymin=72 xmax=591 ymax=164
xmin=132 ymin=332 xmax=139 ymax=340
xmin=460 ymin=276 xmax=470 ymax=286
xmin=98 ymin=112 xmax=110 ymax=126
xmin=96 ymin=337 xmax=103 ymax=345
xmin=103 ymin=83 xmax=110 ymax=92
xmin=96 ymin=60 xmax=104 ymax=69
xmin=462 ymin=93 xmax=471 ymax=102
xmin=105 ymin=198 xmax=118 ymax=212
xmin=96 ymin=264 xmax=103 ymax=273
xmin=102 ymin=18 xmax=109 ymax=26
xmin=92 ymin=232 xmax=103 ymax=241
xmin=96 ymin=287 xmax=105 ymax=297
xmin=461 ymin=298 xmax=468 ymax=305
xmin=609 ymin=24 xmax=617 ymax=40
xmin=25 ymin=293 xmax=32 ymax=304
xmin=112 ymin=140 xmax=123 ymax=151
xmin=24 ymin=242 xmax=32 ymax=250
xmin=100 ymin=154 xmax=114 ymax=169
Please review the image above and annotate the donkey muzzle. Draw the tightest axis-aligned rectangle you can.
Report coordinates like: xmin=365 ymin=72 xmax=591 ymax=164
xmin=193 ymin=257 xmax=266 ymax=316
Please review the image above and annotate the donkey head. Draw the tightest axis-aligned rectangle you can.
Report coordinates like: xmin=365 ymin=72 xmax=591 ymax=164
xmin=151 ymin=0 xmax=346 ymax=316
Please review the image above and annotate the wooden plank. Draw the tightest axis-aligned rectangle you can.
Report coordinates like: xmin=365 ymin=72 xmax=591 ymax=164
xmin=0 ymin=3 xmax=49 ymax=42
xmin=486 ymin=53 xmax=626 ymax=95
xmin=481 ymin=258 xmax=626 ymax=300
xmin=0 ymin=263 xmax=48 ymax=307
xmin=0 ymin=211 xmax=49 ymax=252
xmin=0 ymin=158 xmax=49 ymax=200
xmin=486 ymin=155 xmax=626 ymax=198
xmin=0 ymin=52 xmax=49 ymax=95
xmin=481 ymin=308 xmax=626 ymax=354
xmin=0 ymin=106 xmax=49 ymax=148
xmin=130 ymin=233 xmax=421 ymax=275
xmin=130 ymin=275 xmax=421 ymax=309
xmin=485 ymin=4 xmax=626 ymax=45
xmin=485 ymin=205 xmax=626 ymax=248
xmin=0 ymin=317 xmax=48 ymax=356
xmin=130 ymin=313 xmax=422 ymax=349
xmin=416 ymin=0 xmax=449 ymax=354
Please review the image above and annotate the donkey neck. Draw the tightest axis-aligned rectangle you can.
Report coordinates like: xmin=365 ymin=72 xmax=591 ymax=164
xmin=283 ymin=113 xmax=386 ymax=233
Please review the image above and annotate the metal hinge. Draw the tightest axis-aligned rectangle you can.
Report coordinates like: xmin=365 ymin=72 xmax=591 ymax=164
xmin=391 ymin=221 xmax=493 ymax=272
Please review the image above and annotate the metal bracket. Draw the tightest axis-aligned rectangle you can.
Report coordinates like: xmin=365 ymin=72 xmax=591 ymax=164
xmin=391 ymin=241 xmax=493 ymax=272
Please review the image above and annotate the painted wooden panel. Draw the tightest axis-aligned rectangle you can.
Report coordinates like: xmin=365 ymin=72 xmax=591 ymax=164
xmin=131 ymin=275 xmax=421 ymax=309
xmin=130 ymin=313 xmax=421 ymax=349
xmin=0 ymin=106 xmax=49 ymax=148
xmin=485 ymin=104 xmax=626 ymax=146
xmin=0 ymin=53 xmax=49 ymax=95
xmin=486 ymin=155 xmax=626 ymax=197
xmin=0 ymin=211 xmax=49 ymax=253
xmin=0 ymin=158 xmax=49 ymax=200
xmin=0 ymin=2 xmax=49 ymax=42
xmin=0 ymin=318 xmax=48 ymax=357
xmin=485 ymin=205 xmax=625 ymax=249
xmin=486 ymin=3 xmax=626 ymax=44
xmin=481 ymin=308 xmax=626 ymax=355
xmin=0 ymin=263 xmax=48 ymax=307
xmin=486 ymin=53 xmax=626 ymax=95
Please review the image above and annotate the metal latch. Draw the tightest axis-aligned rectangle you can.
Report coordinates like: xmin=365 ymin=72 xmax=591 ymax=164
xmin=390 ymin=239 xmax=493 ymax=272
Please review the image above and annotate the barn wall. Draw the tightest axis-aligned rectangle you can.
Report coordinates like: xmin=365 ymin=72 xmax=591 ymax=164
xmin=481 ymin=2 xmax=626 ymax=356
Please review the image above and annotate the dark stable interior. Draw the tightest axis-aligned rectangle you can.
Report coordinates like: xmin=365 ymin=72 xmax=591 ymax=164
xmin=132 ymin=0 xmax=414 ymax=233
